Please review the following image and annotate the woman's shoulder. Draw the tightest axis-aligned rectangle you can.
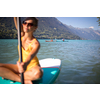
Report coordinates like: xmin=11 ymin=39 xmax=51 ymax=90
xmin=34 ymin=38 xmax=40 ymax=45
xmin=31 ymin=38 xmax=40 ymax=48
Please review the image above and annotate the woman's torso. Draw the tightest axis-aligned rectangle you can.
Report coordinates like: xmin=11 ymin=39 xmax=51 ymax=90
xmin=18 ymin=37 xmax=39 ymax=71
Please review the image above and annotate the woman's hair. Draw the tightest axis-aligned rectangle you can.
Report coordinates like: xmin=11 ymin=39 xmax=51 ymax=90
xmin=23 ymin=17 xmax=38 ymax=27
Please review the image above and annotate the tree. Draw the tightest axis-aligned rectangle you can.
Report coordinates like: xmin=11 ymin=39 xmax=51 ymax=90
xmin=97 ymin=17 xmax=100 ymax=26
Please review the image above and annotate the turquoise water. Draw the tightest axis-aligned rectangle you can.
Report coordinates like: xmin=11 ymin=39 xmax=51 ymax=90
xmin=0 ymin=39 xmax=100 ymax=84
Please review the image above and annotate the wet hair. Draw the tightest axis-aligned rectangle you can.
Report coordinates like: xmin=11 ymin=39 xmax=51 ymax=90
xmin=23 ymin=17 xmax=38 ymax=27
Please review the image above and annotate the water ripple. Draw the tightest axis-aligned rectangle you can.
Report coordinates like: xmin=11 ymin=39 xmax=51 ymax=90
xmin=0 ymin=39 xmax=100 ymax=84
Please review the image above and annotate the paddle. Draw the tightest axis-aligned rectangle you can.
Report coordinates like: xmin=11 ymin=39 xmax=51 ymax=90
xmin=17 ymin=17 xmax=24 ymax=84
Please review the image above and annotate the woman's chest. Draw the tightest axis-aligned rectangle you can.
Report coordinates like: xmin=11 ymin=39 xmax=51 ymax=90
xmin=22 ymin=40 xmax=32 ymax=50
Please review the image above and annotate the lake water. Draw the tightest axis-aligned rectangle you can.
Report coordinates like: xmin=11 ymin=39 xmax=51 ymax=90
xmin=0 ymin=39 xmax=100 ymax=84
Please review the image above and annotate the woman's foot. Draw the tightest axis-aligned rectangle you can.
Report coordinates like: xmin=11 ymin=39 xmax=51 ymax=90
xmin=2 ymin=77 xmax=4 ymax=79
xmin=24 ymin=80 xmax=32 ymax=84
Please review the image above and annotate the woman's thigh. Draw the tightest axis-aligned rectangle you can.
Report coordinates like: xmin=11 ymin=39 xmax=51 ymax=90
xmin=24 ymin=65 xmax=43 ymax=80
xmin=0 ymin=63 xmax=19 ymax=74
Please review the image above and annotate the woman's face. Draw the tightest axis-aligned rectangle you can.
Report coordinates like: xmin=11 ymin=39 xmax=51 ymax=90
xmin=22 ymin=20 xmax=37 ymax=33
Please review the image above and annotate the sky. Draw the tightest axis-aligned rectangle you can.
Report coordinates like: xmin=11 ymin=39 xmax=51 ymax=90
xmin=56 ymin=17 xmax=100 ymax=30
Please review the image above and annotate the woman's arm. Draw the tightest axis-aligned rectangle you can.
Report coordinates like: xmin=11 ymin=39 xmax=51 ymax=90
xmin=14 ymin=17 xmax=25 ymax=37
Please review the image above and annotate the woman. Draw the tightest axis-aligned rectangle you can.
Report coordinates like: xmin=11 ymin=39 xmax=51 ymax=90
xmin=0 ymin=17 xmax=43 ymax=84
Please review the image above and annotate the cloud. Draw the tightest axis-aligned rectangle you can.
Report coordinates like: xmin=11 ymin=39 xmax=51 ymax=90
xmin=89 ymin=26 xmax=94 ymax=29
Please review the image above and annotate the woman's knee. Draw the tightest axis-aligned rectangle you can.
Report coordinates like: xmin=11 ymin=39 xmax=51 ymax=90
xmin=0 ymin=63 xmax=18 ymax=74
xmin=0 ymin=67 xmax=4 ymax=73
xmin=34 ymin=68 xmax=43 ymax=79
xmin=26 ymin=68 xmax=43 ymax=80
xmin=0 ymin=67 xmax=2 ymax=71
xmin=0 ymin=63 xmax=3 ymax=67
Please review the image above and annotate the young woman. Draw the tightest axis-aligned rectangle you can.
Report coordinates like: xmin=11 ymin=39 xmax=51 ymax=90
xmin=0 ymin=17 xmax=43 ymax=84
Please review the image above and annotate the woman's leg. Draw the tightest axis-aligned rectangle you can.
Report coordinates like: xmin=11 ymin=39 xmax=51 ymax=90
xmin=24 ymin=65 xmax=43 ymax=81
xmin=0 ymin=63 xmax=19 ymax=74
xmin=0 ymin=64 xmax=20 ymax=82
xmin=0 ymin=63 xmax=32 ymax=84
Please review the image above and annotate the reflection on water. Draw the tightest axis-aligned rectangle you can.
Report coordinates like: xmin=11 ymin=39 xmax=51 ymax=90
xmin=0 ymin=39 xmax=100 ymax=84
xmin=0 ymin=39 xmax=18 ymax=63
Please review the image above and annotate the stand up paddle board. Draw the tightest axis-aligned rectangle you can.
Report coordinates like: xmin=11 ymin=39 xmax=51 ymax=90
xmin=0 ymin=58 xmax=61 ymax=84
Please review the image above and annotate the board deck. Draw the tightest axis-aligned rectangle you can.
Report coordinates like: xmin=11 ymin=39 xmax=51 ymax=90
xmin=0 ymin=58 xmax=61 ymax=84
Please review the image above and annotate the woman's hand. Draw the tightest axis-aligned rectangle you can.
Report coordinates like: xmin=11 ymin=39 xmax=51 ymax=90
xmin=17 ymin=61 xmax=27 ymax=73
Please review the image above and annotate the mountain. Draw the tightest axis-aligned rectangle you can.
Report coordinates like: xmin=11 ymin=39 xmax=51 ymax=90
xmin=1 ymin=17 xmax=99 ymax=40
xmin=34 ymin=17 xmax=82 ymax=39
xmin=67 ymin=25 xmax=100 ymax=40
xmin=0 ymin=17 xmax=17 ymax=39
xmin=0 ymin=17 xmax=81 ymax=39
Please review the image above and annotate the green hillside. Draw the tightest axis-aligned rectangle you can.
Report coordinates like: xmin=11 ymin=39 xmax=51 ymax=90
xmin=0 ymin=17 xmax=81 ymax=39
xmin=0 ymin=17 xmax=17 ymax=39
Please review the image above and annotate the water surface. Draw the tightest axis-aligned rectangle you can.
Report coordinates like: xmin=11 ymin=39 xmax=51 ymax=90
xmin=0 ymin=39 xmax=100 ymax=84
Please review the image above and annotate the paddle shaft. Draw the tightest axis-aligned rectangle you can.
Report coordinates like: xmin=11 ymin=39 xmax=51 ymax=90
xmin=17 ymin=17 xmax=24 ymax=84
